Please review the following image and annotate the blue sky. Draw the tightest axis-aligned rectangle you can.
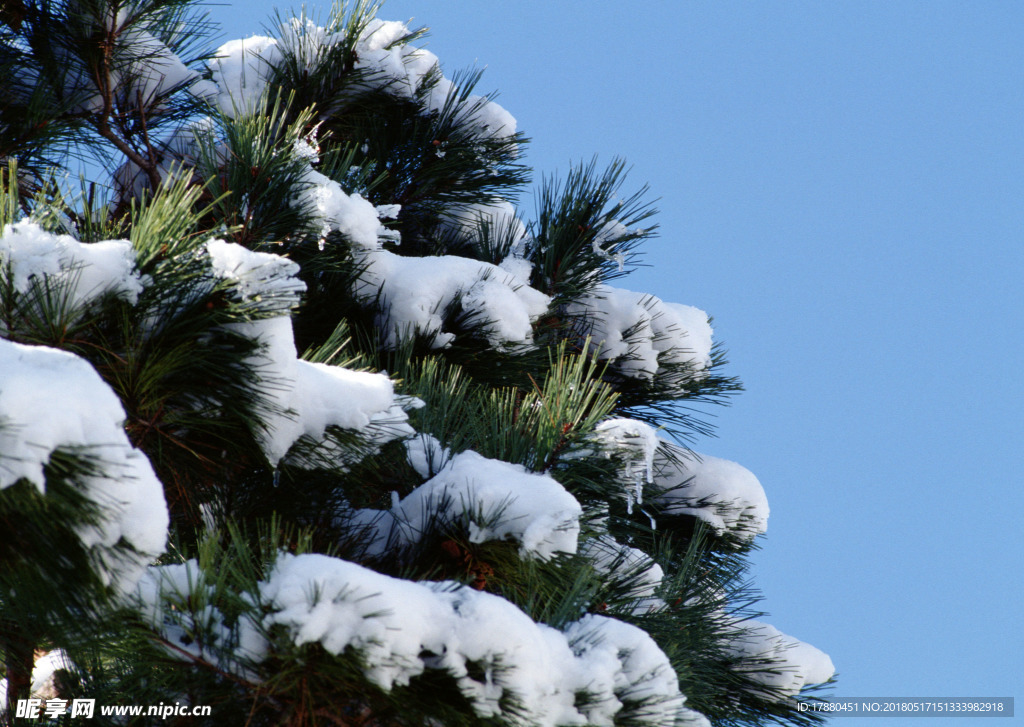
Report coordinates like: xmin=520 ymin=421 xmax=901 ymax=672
xmin=205 ymin=2 xmax=1023 ymax=722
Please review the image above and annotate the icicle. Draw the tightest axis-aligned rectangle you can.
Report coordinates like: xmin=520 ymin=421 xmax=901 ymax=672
xmin=272 ymin=468 xmax=281 ymax=488
xmin=626 ymin=487 xmax=635 ymax=515
xmin=641 ymin=509 xmax=657 ymax=531
xmin=391 ymin=490 xmax=401 ymax=510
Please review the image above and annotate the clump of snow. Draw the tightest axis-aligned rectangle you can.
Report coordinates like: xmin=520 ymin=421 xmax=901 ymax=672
xmin=399 ymin=447 xmax=581 ymax=560
xmin=0 ymin=221 xmax=145 ymax=314
xmin=354 ymin=248 xmax=550 ymax=349
xmin=0 ymin=339 xmax=168 ymax=593
xmin=404 ymin=433 xmax=451 ymax=479
xmin=288 ymin=132 xmax=400 ymax=249
xmin=111 ymin=26 xmax=201 ymax=107
xmin=566 ymin=614 xmax=709 ymax=727
xmin=499 ymin=254 xmax=535 ymax=284
xmin=353 ymin=18 xmax=517 ymax=139
xmin=360 ymin=443 xmax=581 ymax=560
xmin=565 ymin=285 xmax=712 ymax=385
xmin=260 ymin=552 xmax=701 ymax=726
xmin=293 ymin=167 xmax=397 ymax=249
xmin=205 ymin=238 xmax=305 ymax=311
xmin=203 ymin=35 xmax=283 ymax=117
xmin=204 ymin=240 xmax=414 ymax=464
xmin=579 ymin=535 xmax=665 ymax=616
xmin=136 ymin=560 xmax=267 ymax=671
xmin=651 ymin=442 xmax=769 ymax=541
xmin=376 ymin=203 xmax=402 ymax=220
xmin=205 ymin=18 xmax=516 ymax=139
xmin=726 ymin=620 xmax=835 ymax=699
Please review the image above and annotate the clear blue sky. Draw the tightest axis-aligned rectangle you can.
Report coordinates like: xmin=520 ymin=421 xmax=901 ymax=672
xmin=204 ymin=2 xmax=1023 ymax=722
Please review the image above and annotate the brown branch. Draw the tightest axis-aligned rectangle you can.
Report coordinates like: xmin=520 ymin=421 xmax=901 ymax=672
xmin=156 ymin=635 xmax=260 ymax=691
xmin=135 ymin=86 xmax=162 ymax=182
xmin=94 ymin=114 xmax=162 ymax=192
xmin=89 ymin=10 xmax=162 ymax=193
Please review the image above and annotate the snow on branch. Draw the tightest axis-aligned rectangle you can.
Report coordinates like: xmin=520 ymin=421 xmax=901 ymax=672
xmin=137 ymin=550 xmax=707 ymax=725
xmin=259 ymin=553 xmax=702 ymax=726
xmin=204 ymin=240 xmax=415 ymax=465
xmin=652 ymin=442 xmax=770 ymax=541
xmin=397 ymin=444 xmax=582 ymax=560
xmin=353 ymin=247 xmax=551 ymax=350
xmin=53 ymin=5 xmax=206 ymax=115
xmin=0 ymin=220 xmax=145 ymax=314
xmin=204 ymin=16 xmax=516 ymax=139
xmin=565 ymin=284 xmax=713 ymax=388
xmin=587 ymin=417 xmax=661 ymax=514
xmin=581 ymin=418 xmax=769 ymax=541
xmin=0 ymin=649 xmax=74 ymax=710
xmin=726 ymin=620 xmax=835 ymax=699
xmin=0 ymin=339 xmax=168 ymax=594
xmin=136 ymin=560 xmax=266 ymax=673
xmin=579 ymin=535 xmax=666 ymax=616
xmin=349 ymin=437 xmax=582 ymax=561
xmin=293 ymin=165 xmax=398 ymax=249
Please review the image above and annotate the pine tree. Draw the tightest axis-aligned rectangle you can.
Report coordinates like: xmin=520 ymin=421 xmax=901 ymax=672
xmin=0 ymin=2 xmax=834 ymax=725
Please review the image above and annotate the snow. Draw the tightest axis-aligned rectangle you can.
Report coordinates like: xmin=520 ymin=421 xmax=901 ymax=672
xmin=205 ymin=18 xmax=517 ymax=139
xmin=111 ymin=26 xmax=200 ymax=106
xmin=727 ymin=620 xmax=835 ymax=698
xmin=205 ymin=238 xmax=305 ymax=310
xmin=204 ymin=240 xmax=415 ymax=464
xmin=565 ymin=284 xmax=712 ymax=384
xmin=204 ymin=35 xmax=283 ymax=117
xmin=66 ymin=8 xmax=201 ymax=115
xmin=652 ymin=442 xmax=769 ymax=541
xmin=136 ymin=560 xmax=267 ymax=669
xmin=590 ymin=418 xmax=661 ymax=513
xmin=0 ymin=649 xmax=74 ymax=710
xmin=404 ymin=433 xmax=451 ymax=478
xmin=0 ymin=221 xmax=145 ymax=313
xmin=354 ymin=248 xmax=550 ymax=349
xmin=354 ymin=438 xmax=582 ymax=560
xmin=0 ymin=339 xmax=168 ymax=593
xmin=579 ymin=535 xmax=665 ymax=616
xmin=294 ymin=167 xmax=396 ymax=248
xmin=438 ymin=199 xmax=528 ymax=251
xmin=353 ymin=19 xmax=518 ymax=139
xmin=387 ymin=447 xmax=582 ymax=560
xmin=288 ymin=133 xmax=400 ymax=249
xmin=260 ymin=552 xmax=702 ymax=726
xmin=566 ymin=615 xmax=708 ymax=726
